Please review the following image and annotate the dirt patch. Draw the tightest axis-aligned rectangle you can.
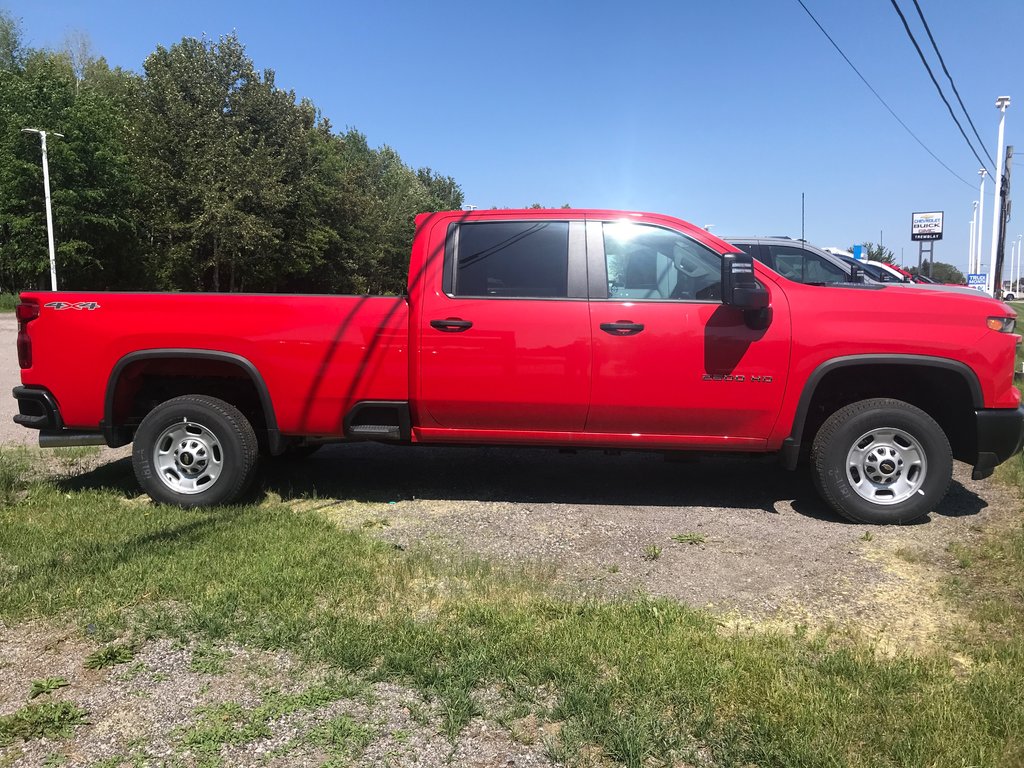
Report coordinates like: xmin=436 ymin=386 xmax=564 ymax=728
xmin=265 ymin=443 xmax=1016 ymax=653
xmin=0 ymin=622 xmax=555 ymax=767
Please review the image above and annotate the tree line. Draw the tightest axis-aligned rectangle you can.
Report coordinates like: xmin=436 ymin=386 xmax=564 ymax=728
xmin=0 ymin=13 xmax=463 ymax=295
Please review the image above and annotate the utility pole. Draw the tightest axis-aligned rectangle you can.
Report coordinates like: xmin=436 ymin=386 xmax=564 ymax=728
xmin=993 ymin=144 xmax=1013 ymax=297
xmin=21 ymin=128 xmax=63 ymax=291
xmin=988 ymin=97 xmax=1011 ymax=295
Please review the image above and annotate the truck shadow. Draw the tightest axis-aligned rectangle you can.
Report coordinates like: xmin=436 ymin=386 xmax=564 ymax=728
xmin=263 ymin=444 xmax=986 ymax=523
xmin=57 ymin=443 xmax=987 ymax=524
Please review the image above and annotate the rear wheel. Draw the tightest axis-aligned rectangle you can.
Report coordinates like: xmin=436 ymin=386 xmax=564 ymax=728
xmin=132 ymin=395 xmax=258 ymax=507
xmin=811 ymin=398 xmax=952 ymax=524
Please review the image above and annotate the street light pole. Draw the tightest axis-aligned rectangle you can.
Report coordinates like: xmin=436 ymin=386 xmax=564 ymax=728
xmin=1018 ymin=234 xmax=1023 ymax=295
xmin=988 ymin=97 xmax=1011 ymax=296
xmin=21 ymin=128 xmax=63 ymax=291
xmin=969 ymin=202 xmax=978 ymax=273
xmin=977 ymin=169 xmax=987 ymax=278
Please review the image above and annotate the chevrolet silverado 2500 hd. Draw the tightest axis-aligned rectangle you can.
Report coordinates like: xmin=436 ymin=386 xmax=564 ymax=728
xmin=13 ymin=209 xmax=1024 ymax=523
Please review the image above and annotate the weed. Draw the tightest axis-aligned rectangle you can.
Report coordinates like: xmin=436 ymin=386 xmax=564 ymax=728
xmin=671 ymin=532 xmax=707 ymax=546
xmin=402 ymin=698 xmax=432 ymax=727
xmin=946 ymin=541 xmax=975 ymax=569
xmin=29 ymin=677 xmax=69 ymax=699
xmin=642 ymin=544 xmax=662 ymax=561
xmin=190 ymin=642 xmax=232 ymax=675
xmin=861 ymin=531 xmax=874 ymax=542
xmin=305 ymin=714 xmax=374 ymax=760
xmin=0 ymin=702 xmax=88 ymax=745
xmin=606 ymin=564 xmax=620 ymax=574
xmin=84 ymin=642 xmax=136 ymax=670
xmin=53 ymin=446 xmax=100 ymax=475
xmin=361 ymin=517 xmax=390 ymax=528
xmin=0 ymin=448 xmax=30 ymax=505
xmin=895 ymin=546 xmax=932 ymax=565
xmin=40 ymin=754 xmax=67 ymax=767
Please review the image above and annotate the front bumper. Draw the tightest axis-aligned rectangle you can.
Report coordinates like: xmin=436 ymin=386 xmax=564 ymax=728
xmin=972 ymin=406 xmax=1024 ymax=480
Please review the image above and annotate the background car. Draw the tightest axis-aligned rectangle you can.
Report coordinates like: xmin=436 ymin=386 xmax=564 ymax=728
xmin=725 ymin=237 xmax=877 ymax=285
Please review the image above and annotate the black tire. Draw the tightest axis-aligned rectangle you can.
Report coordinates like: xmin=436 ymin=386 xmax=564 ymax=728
xmin=810 ymin=398 xmax=952 ymax=524
xmin=132 ymin=395 xmax=259 ymax=507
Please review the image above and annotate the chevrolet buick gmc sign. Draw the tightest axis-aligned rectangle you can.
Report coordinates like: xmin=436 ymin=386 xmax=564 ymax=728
xmin=911 ymin=211 xmax=944 ymax=241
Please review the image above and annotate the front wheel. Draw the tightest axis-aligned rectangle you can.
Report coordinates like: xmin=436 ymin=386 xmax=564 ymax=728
xmin=810 ymin=398 xmax=952 ymax=524
xmin=132 ymin=395 xmax=259 ymax=507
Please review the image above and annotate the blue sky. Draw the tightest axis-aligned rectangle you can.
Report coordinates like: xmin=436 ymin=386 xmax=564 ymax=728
xmin=6 ymin=0 xmax=1023 ymax=273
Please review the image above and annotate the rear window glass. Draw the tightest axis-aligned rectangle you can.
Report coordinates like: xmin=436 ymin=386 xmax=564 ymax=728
xmin=455 ymin=222 xmax=569 ymax=298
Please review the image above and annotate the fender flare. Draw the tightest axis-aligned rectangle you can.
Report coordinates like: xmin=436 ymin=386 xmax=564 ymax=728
xmin=102 ymin=348 xmax=283 ymax=453
xmin=781 ymin=354 xmax=983 ymax=468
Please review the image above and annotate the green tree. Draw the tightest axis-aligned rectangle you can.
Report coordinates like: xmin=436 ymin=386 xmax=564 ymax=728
xmin=1 ymin=24 xmax=465 ymax=296
xmin=0 ymin=45 xmax=141 ymax=291
xmin=847 ymin=242 xmax=896 ymax=265
xmin=0 ymin=9 xmax=24 ymax=71
xmin=908 ymin=262 xmax=965 ymax=284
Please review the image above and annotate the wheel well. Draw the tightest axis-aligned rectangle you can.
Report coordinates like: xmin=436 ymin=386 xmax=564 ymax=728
xmin=107 ymin=357 xmax=271 ymax=449
xmin=798 ymin=364 xmax=977 ymax=464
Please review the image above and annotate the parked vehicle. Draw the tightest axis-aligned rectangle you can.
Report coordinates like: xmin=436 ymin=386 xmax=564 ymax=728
xmin=867 ymin=261 xmax=913 ymax=283
xmin=14 ymin=208 xmax=1024 ymax=524
xmin=726 ymin=237 xmax=873 ymax=285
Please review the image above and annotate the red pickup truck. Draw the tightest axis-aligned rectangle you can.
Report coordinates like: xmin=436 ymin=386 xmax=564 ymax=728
xmin=13 ymin=208 xmax=1024 ymax=524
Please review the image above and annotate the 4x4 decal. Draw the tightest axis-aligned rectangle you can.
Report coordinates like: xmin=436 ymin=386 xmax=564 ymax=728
xmin=45 ymin=301 xmax=100 ymax=311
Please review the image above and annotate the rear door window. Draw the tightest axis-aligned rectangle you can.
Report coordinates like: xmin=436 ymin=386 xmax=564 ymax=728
xmin=453 ymin=221 xmax=569 ymax=298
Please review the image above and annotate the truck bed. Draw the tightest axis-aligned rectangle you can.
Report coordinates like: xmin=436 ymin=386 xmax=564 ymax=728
xmin=19 ymin=292 xmax=409 ymax=437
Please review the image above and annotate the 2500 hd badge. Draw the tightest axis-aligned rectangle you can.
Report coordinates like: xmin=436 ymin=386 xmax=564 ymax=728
xmin=702 ymin=374 xmax=773 ymax=383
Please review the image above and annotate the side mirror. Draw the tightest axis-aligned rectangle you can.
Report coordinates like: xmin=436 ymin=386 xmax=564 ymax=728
xmin=721 ymin=252 xmax=769 ymax=310
xmin=850 ymin=264 xmax=862 ymax=283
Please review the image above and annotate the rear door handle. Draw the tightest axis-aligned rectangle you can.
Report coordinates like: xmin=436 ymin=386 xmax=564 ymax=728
xmin=430 ymin=318 xmax=473 ymax=332
xmin=600 ymin=321 xmax=645 ymax=336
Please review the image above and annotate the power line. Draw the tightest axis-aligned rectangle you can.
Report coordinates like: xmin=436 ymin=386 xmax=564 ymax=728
xmin=909 ymin=0 xmax=996 ymax=170
xmin=888 ymin=0 xmax=995 ymax=178
xmin=793 ymin=0 xmax=976 ymax=190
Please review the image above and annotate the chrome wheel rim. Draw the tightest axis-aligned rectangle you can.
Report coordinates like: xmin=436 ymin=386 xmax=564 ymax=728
xmin=153 ymin=419 xmax=224 ymax=495
xmin=845 ymin=427 xmax=927 ymax=506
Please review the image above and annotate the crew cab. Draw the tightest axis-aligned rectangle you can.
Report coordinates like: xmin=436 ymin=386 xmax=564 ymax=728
xmin=13 ymin=209 xmax=1024 ymax=524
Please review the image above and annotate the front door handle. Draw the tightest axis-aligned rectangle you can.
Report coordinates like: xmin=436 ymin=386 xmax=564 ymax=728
xmin=600 ymin=321 xmax=645 ymax=336
xmin=430 ymin=318 xmax=473 ymax=332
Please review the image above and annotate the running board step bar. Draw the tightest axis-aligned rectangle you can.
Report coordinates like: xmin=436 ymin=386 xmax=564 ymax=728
xmin=347 ymin=424 xmax=402 ymax=440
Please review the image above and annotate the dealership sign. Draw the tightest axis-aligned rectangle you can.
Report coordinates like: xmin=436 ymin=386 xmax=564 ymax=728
xmin=911 ymin=211 xmax=944 ymax=241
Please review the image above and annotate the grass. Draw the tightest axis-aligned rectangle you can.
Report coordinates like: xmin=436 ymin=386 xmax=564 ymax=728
xmin=640 ymin=544 xmax=661 ymax=561
xmin=84 ymin=642 xmax=136 ymax=670
xmin=0 ymin=702 xmax=88 ymax=745
xmin=28 ymin=678 xmax=69 ymax=700
xmin=0 ymin=294 xmax=17 ymax=312
xmin=671 ymin=532 xmax=707 ymax=546
xmin=180 ymin=677 xmax=369 ymax=759
xmin=1 ymin=452 xmax=1024 ymax=766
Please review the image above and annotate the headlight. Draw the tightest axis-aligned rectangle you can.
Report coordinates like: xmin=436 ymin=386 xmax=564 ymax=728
xmin=987 ymin=317 xmax=1016 ymax=333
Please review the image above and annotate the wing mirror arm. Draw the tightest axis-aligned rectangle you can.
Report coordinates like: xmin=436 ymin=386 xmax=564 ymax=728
xmin=721 ymin=252 xmax=771 ymax=330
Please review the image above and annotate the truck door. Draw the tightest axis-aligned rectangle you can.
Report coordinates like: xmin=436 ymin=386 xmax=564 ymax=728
xmin=585 ymin=220 xmax=790 ymax=443
xmin=417 ymin=219 xmax=591 ymax=432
